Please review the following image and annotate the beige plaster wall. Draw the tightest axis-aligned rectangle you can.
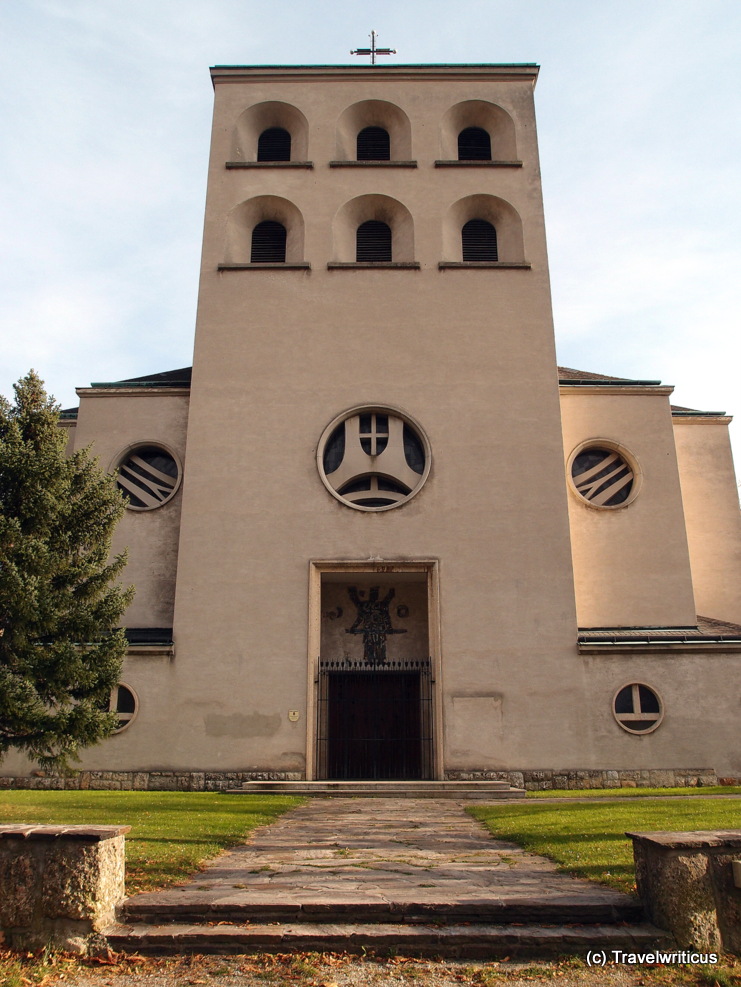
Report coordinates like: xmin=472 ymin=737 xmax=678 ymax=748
xmin=673 ymin=417 xmax=741 ymax=624
xmin=73 ymin=388 xmax=189 ymax=628
xmin=0 ymin=651 xmax=178 ymax=775
xmin=59 ymin=420 xmax=76 ymax=455
xmin=580 ymin=650 xmax=741 ymax=778
xmin=561 ymin=387 xmax=697 ymax=628
xmin=166 ymin=65 xmax=588 ymax=774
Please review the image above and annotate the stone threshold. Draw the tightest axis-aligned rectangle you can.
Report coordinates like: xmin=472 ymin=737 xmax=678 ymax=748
xmin=230 ymin=780 xmax=525 ymax=798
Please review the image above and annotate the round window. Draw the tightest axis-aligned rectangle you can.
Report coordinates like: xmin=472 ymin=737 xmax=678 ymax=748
xmin=109 ymin=684 xmax=138 ymax=733
xmin=317 ymin=407 xmax=430 ymax=511
xmin=116 ymin=445 xmax=180 ymax=510
xmin=613 ymin=683 xmax=663 ymax=734
xmin=569 ymin=445 xmax=637 ymax=508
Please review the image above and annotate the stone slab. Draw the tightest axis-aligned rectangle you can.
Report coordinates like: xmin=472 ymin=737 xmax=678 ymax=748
xmin=627 ymin=829 xmax=741 ymax=850
xmin=0 ymin=825 xmax=131 ymax=842
xmin=106 ymin=919 xmax=672 ymax=958
xmin=123 ymin=798 xmax=637 ymax=919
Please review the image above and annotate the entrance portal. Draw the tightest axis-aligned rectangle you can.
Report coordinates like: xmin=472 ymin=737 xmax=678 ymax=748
xmin=318 ymin=661 xmax=433 ymax=779
xmin=315 ymin=572 xmax=433 ymax=780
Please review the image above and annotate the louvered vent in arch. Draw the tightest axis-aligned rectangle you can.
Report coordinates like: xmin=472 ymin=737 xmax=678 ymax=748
xmin=461 ymin=219 xmax=498 ymax=261
xmin=251 ymin=221 xmax=287 ymax=262
xmin=257 ymin=127 xmax=291 ymax=162
xmin=357 ymin=126 xmax=391 ymax=161
xmin=356 ymin=221 xmax=392 ymax=262
xmin=458 ymin=127 xmax=492 ymax=161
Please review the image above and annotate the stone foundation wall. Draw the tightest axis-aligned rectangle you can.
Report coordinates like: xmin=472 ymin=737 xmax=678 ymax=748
xmin=0 ymin=771 xmax=304 ymax=791
xmin=445 ymin=768 xmax=721 ymax=790
xmin=0 ymin=767 xmax=726 ymax=791
xmin=0 ymin=825 xmax=129 ymax=953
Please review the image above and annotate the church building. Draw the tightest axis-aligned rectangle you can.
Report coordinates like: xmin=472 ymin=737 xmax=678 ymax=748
xmin=4 ymin=62 xmax=741 ymax=790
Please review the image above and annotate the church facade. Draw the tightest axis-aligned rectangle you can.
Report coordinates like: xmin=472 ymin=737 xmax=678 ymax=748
xmin=4 ymin=63 xmax=741 ymax=789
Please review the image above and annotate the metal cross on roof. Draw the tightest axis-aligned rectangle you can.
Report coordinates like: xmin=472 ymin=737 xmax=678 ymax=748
xmin=351 ymin=30 xmax=396 ymax=66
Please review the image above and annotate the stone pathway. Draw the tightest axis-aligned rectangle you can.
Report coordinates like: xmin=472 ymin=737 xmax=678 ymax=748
xmin=111 ymin=798 xmax=670 ymax=956
xmin=123 ymin=798 xmax=631 ymax=913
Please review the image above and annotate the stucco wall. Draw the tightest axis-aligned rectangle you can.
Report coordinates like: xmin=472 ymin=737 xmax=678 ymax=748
xmin=673 ymin=418 xmax=741 ymax=624
xmin=561 ymin=387 xmax=697 ymax=628
xmin=73 ymin=388 xmax=189 ymax=628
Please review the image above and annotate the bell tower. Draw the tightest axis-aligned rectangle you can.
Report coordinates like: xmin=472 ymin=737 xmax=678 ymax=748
xmin=171 ymin=64 xmax=580 ymax=779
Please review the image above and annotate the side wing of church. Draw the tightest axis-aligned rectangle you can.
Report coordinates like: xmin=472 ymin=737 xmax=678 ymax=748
xmin=4 ymin=63 xmax=741 ymax=790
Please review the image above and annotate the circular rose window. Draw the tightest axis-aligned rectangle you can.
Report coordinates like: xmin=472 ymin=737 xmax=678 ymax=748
xmin=109 ymin=684 xmax=138 ymax=733
xmin=613 ymin=683 xmax=663 ymax=735
xmin=116 ymin=445 xmax=180 ymax=510
xmin=318 ymin=407 xmax=430 ymax=511
xmin=570 ymin=446 xmax=636 ymax=508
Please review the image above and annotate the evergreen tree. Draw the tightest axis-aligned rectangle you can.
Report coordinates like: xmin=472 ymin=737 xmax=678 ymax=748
xmin=0 ymin=371 xmax=134 ymax=770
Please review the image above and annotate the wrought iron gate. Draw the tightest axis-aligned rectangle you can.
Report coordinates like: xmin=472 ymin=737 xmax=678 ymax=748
xmin=316 ymin=658 xmax=433 ymax=780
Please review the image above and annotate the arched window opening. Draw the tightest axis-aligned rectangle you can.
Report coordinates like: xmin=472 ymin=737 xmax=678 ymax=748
xmin=458 ymin=127 xmax=491 ymax=161
xmin=251 ymin=220 xmax=287 ymax=262
xmin=462 ymin=219 xmax=498 ymax=261
xmin=357 ymin=126 xmax=390 ymax=161
xmin=356 ymin=221 xmax=392 ymax=262
xmin=257 ymin=127 xmax=291 ymax=162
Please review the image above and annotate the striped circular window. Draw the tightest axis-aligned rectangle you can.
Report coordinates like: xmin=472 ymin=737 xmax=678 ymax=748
xmin=570 ymin=446 xmax=636 ymax=508
xmin=117 ymin=445 xmax=180 ymax=511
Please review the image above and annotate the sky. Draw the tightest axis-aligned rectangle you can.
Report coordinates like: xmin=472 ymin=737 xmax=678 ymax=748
xmin=1 ymin=0 xmax=740 ymax=472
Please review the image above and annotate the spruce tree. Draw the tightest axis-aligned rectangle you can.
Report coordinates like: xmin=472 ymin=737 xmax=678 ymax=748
xmin=0 ymin=371 xmax=134 ymax=770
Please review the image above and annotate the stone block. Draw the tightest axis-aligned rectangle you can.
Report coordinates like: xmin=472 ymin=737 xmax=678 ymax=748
xmin=0 ymin=850 xmax=38 ymax=926
xmin=629 ymin=830 xmax=741 ymax=954
xmin=148 ymin=774 xmax=179 ymax=790
xmin=648 ymin=770 xmax=676 ymax=788
xmin=0 ymin=826 xmax=128 ymax=953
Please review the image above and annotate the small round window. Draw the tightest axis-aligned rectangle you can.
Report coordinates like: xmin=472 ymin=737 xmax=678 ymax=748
xmin=613 ymin=683 xmax=663 ymax=734
xmin=117 ymin=445 xmax=180 ymax=510
xmin=570 ymin=445 xmax=636 ymax=508
xmin=109 ymin=684 xmax=138 ymax=733
xmin=318 ymin=407 xmax=430 ymax=511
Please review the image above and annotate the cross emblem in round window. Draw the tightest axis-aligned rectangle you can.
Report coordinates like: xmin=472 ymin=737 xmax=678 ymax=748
xmin=318 ymin=407 xmax=431 ymax=511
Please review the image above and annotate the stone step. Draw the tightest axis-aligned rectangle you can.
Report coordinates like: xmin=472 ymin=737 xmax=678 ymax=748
xmin=105 ymin=920 xmax=672 ymax=958
xmin=121 ymin=895 xmax=645 ymax=927
xmin=229 ymin=781 xmax=525 ymax=799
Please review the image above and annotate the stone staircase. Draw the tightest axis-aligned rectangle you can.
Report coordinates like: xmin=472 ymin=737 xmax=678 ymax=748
xmin=227 ymin=780 xmax=526 ymax=799
xmin=106 ymin=894 xmax=671 ymax=958
xmin=105 ymin=794 xmax=671 ymax=958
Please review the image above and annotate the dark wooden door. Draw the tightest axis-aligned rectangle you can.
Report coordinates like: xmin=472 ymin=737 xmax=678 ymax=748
xmin=326 ymin=672 xmax=422 ymax=780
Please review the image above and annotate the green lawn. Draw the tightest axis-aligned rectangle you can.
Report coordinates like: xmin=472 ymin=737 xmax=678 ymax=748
xmin=526 ymin=785 xmax=741 ymax=798
xmin=470 ymin=797 xmax=741 ymax=894
xmin=0 ymin=790 xmax=301 ymax=894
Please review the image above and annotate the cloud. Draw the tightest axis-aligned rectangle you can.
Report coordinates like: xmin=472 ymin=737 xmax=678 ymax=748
xmin=1 ymin=0 xmax=739 ymax=469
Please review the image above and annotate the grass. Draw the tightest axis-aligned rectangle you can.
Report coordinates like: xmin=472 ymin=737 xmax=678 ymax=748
xmin=0 ymin=790 xmax=301 ymax=894
xmin=470 ymin=796 xmax=741 ymax=894
xmin=526 ymin=786 xmax=741 ymax=799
